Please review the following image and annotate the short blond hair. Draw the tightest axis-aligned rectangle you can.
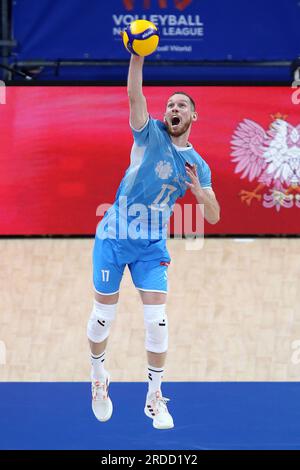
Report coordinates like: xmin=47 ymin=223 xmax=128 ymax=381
xmin=169 ymin=92 xmax=196 ymax=111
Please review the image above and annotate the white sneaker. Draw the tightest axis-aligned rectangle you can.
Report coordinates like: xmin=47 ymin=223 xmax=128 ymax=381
xmin=144 ymin=391 xmax=174 ymax=429
xmin=91 ymin=373 xmax=113 ymax=422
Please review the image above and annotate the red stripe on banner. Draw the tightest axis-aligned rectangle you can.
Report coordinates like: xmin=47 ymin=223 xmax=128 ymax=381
xmin=0 ymin=86 xmax=299 ymax=235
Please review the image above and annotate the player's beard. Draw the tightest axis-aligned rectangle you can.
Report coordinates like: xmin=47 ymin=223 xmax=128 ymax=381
xmin=166 ymin=116 xmax=192 ymax=137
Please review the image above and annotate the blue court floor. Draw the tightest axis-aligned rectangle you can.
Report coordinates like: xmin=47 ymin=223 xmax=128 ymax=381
xmin=0 ymin=382 xmax=300 ymax=450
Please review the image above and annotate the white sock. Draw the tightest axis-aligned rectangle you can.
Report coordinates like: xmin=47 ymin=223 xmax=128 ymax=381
xmin=91 ymin=351 xmax=106 ymax=380
xmin=147 ymin=365 xmax=164 ymax=395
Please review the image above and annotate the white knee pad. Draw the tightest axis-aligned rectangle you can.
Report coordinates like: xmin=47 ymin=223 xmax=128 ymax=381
xmin=87 ymin=300 xmax=117 ymax=343
xmin=144 ymin=304 xmax=168 ymax=353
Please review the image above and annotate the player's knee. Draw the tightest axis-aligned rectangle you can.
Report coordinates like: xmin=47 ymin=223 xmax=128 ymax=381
xmin=87 ymin=300 xmax=117 ymax=343
xmin=144 ymin=304 xmax=168 ymax=353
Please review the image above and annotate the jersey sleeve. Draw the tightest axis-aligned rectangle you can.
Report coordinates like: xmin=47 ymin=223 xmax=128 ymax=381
xmin=130 ymin=117 xmax=163 ymax=148
xmin=198 ymin=161 xmax=212 ymax=189
xmin=130 ymin=116 xmax=150 ymax=147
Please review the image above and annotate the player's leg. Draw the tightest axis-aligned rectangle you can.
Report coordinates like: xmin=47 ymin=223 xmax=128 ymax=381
xmin=87 ymin=236 xmax=124 ymax=422
xmin=130 ymin=259 xmax=174 ymax=429
xmin=139 ymin=290 xmax=167 ymax=368
xmin=88 ymin=291 xmax=119 ymax=379
xmin=140 ymin=290 xmax=168 ymax=392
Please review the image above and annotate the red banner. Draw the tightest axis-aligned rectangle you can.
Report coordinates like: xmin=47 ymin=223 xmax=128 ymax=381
xmin=0 ymin=86 xmax=299 ymax=235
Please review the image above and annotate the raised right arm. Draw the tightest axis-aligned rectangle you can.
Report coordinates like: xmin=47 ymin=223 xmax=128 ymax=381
xmin=127 ymin=55 xmax=149 ymax=130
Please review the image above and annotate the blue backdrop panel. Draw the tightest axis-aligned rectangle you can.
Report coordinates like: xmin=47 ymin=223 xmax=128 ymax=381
xmin=10 ymin=64 xmax=292 ymax=82
xmin=1 ymin=382 xmax=300 ymax=450
xmin=13 ymin=0 xmax=300 ymax=62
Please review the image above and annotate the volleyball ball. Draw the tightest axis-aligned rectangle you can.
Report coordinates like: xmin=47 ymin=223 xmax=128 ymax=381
xmin=122 ymin=19 xmax=159 ymax=57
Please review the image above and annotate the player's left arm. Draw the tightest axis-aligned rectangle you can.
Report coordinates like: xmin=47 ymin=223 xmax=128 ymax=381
xmin=185 ymin=164 xmax=220 ymax=224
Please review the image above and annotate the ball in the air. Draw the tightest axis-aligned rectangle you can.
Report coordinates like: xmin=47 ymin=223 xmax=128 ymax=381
xmin=122 ymin=19 xmax=159 ymax=57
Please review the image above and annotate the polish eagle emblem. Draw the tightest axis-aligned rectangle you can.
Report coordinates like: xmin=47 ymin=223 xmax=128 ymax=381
xmin=230 ymin=115 xmax=300 ymax=210
xmin=155 ymin=160 xmax=173 ymax=180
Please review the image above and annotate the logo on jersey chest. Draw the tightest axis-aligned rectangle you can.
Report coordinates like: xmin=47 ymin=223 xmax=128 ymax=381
xmin=155 ymin=161 xmax=173 ymax=180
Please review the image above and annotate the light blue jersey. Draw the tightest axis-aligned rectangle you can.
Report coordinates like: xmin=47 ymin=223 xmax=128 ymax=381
xmin=97 ymin=117 xmax=211 ymax=242
xmin=93 ymin=117 xmax=212 ymax=294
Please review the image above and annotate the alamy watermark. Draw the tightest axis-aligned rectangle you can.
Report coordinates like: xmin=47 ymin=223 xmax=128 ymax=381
xmin=0 ymin=340 xmax=6 ymax=365
xmin=0 ymin=80 xmax=6 ymax=105
xmin=96 ymin=197 xmax=205 ymax=250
